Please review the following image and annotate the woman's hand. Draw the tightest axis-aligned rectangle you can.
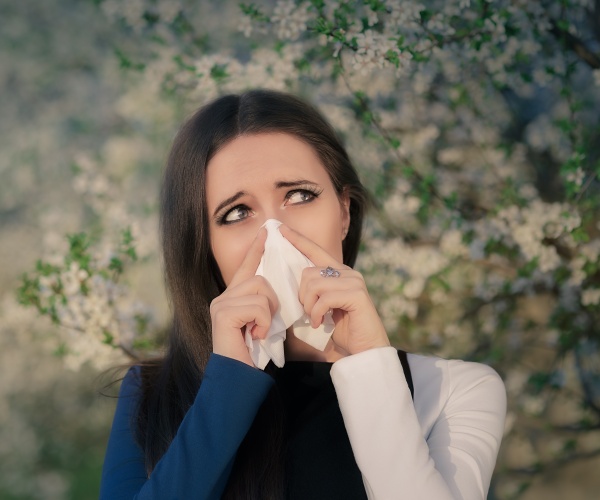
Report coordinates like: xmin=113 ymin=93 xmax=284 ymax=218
xmin=279 ymin=224 xmax=390 ymax=356
xmin=209 ymin=228 xmax=279 ymax=367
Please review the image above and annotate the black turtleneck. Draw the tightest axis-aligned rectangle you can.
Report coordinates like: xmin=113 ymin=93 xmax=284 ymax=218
xmin=272 ymin=350 xmax=413 ymax=500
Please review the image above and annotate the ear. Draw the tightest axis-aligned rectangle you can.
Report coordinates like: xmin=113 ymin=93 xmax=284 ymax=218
xmin=340 ymin=189 xmax=351 ymax=240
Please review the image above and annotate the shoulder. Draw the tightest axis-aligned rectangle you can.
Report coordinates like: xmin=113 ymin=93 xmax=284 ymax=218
xmin=407 ymin=353 xmax=505 ymax=396
xmin=406 ymin=353 xmax=506 ymax=436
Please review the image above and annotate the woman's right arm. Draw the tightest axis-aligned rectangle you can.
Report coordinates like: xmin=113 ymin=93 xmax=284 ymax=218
xmin=101 ymin=228 xmax=275 ymax=499
xmin=99 ymin=354 xmax=274 ymax=500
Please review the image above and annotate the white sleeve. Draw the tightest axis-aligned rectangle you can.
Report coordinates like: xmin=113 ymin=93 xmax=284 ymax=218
xmin=330 ymin=347 xmax=506 ymax=500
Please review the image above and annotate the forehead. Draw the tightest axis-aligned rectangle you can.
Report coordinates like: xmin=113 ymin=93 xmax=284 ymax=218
xmin=205 ymin=133 xmax=331 ymax=202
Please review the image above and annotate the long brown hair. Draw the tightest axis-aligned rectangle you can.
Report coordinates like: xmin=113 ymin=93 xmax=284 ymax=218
xmin=136 ymin=89 xmax=368 ymax=498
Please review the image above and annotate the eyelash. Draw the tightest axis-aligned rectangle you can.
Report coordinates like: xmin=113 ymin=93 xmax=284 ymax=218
xmin=216 ymin=186 xmax=323 ymax=226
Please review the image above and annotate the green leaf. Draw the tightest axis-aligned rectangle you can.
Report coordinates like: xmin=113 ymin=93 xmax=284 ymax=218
xmin=314 ymin=17 xmax=334 ymax=35
xmin=518 ymin=257 xmax=539 ymax=278
xmin=571 ymin=227 xmax=589 ymax=244
xmin=239 ymin=3 xmax=270 ymax=23
xmin=66 ymin=233 xmax=92 ymax=270
xmin=114 ymin=48 xmax=145 ymax=72
xmin=53 ymin=342 xmax=69 ymax=358
xmin=16 ymin=273 xmax=41 ymax=308
xmin=527 ymin=371 xmax=552 ymax=394
xmin=420 ymin=9 xmax=433 ymax=23
xmin=173 ymin=55 xmax=196 ymax=72
xmin=210 ymin=63 xmax=229 ymax=83
xmin=109 ymin=257 xmax=123 ymax=273
xmin=102 ymin=330 xmax=115 ymax=346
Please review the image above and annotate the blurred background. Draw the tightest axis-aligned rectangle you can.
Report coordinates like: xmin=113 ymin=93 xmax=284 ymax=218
xmin=1 ymin=1 xmax=599 ymax=498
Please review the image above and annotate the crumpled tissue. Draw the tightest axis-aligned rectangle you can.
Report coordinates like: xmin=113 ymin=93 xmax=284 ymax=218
xmin=244 ymin=219 xmax=335 ymax=369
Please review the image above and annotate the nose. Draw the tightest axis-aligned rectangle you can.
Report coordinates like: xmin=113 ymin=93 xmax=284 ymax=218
xmin=258 ymin=206 xmax=291 ymax=228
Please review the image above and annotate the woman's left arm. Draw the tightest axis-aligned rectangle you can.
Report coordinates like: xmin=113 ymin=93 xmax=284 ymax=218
xmin=280 ymin=225 xmax=506 ymax=499
xmin=331 ymin=347 xmax=506 ymax=500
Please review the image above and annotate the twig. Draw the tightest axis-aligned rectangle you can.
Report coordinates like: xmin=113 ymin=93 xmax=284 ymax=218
xmin=549 ymin=19 xmax=600 ymax=70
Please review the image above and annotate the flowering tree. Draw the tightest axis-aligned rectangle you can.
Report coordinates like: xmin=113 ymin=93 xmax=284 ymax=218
xmin=16 ymin=0 xmax=600 ymax=497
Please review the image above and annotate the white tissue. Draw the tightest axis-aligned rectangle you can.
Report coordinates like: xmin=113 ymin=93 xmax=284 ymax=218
xmin=244 ymin=219 xmax=335 ymax=369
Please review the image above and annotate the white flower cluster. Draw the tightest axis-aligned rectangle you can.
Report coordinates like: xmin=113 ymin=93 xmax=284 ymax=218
xmin=565 ymin=167 xmax=585 ymax=188
xmin=472 ymin=200 xmax=581 ymax=273
xmin=37 ymin=261 xmax=153 ymax=371
xmin=101 ymin=0 xmax=183 ymax=30
xmin=72 ymin=153 xmax=110 ymax=206
xmin=70 ymin=152 xmax=157 ymax=260
xmin=568 ymin=239 xmax=600 ymax=294
xmin=439 ymin=229 xmax=470 ymax=258
xmin=525 ymin=114 xmax=571 ymax=162
xmin=271 ymin=0 xmax=311 ymax=41
xmin=384 ymin=178 xmax=422 ymax=220
xmin=365 ymin=5 xmax=379 ymax=27
xmin=101 ymin=0 xmax=147 ymax=32
xmin=359 ymin=236 xmax=449 ymax=331
xmin=386 ymin=0 xmax=424 ymax=31
xmin=582 ymin=288 xmax=600 ymax=306
xmin=184 ymin=43 xmax=304 ymax=101
xmin=155 ymin=0 xmax=182 ymax=24
xmin=351 ymin=29 xmax=412 ymax=76
xmin=238 ymin=15 xmax=255 ymax=38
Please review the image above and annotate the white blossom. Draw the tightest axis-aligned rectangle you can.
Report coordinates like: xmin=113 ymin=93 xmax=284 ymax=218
xmin=565 ymin=167 xmax=585 ymax=187
xmin=521 ymin=394 xmax=545 ymax=416
xmin=351 ymin=30 xmax=411 ymax=76
xmin=386 ymin=0 xmax=424 ymax=30
xmin=403 ymin=278 xmax=426 ymax=299
xmin=582 ymin=288 xmax=600 ymax=306
xmin=365 ymin=6 xmax=379 ymax=27
xmin=440 ymin=229 xmax=469 ymax=258
xmin=155 ymin=0 xmax=181 ymax=24
xmin=60 ymin=262 xmax=88 ymax=297
xmin=238 ymin=15 xmax=254 ymax=37
xmin=101 ymin=0 xmax=147 ymax=32
xmin=271 ymin=1 xmax=310 ymax=41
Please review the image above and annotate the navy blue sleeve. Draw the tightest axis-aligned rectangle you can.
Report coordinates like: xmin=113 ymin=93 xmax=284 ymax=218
xmin=99 ymin=354 xmax=275 ymax=500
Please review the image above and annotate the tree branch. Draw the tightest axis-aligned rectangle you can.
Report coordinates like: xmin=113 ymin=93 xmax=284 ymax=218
xmin=549 ymin=20 xmax=600 ymax=70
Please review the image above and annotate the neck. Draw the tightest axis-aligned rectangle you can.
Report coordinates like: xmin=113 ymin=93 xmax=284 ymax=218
xmin=283 ymin=327 xmax=348 ymax=363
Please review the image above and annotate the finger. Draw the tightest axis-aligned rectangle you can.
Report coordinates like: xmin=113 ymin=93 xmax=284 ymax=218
xmin=298 ymin=267 xmax=361 ymax=309
xmin=215 ymin=302 xmax=272 ymax=335
xmin=228 ymin=227 xmax=267 ymax=288
xmin=300 ymin=281 xmax=319 ymax=318
xmin=219 ymin=291 xmax=278 ymax=318
xmin=222 ymin=275 xmax=279 ymax=315
xmin=279 ymin=224 xmax=344 ymax=269
xmin=309 ymin=291 xmax=353 ymax=328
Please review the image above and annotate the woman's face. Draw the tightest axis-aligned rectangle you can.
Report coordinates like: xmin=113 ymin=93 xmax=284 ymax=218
xmin=206 ymin=133 xmax=350 ymax=286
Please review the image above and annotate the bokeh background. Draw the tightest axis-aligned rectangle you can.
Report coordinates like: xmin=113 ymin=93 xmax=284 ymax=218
xmin=1 ymin=1 xmax=600 ymax=498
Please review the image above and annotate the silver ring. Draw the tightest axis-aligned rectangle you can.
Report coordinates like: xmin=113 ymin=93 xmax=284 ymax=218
xmin=320 ymin=266 xmax=340 ymax=278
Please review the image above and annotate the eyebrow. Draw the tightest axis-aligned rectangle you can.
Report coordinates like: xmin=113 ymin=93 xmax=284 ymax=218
xmin=212 ymin=179 xmax=319 ymax=218
xmin=274 ymin=179 xmax=318 ymax=189
xmin=213 ymin=191 xmax=246 ymax=218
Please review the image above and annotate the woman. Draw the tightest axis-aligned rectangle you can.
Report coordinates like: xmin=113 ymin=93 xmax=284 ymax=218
xmin=100 ymin=89 xmax=506 ymax=499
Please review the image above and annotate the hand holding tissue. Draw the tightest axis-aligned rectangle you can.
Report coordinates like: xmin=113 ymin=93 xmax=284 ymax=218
xmin=245 ymin=219 xmax=335 ymax=369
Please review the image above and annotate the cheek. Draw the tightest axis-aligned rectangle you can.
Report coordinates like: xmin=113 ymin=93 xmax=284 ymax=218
xmin=211 ymin=237 xmax=243 ymax=286
xmin=291 ymin=215 xmax=344 ymax=262
xmin=211 ymin=229 xmax=259 ymax=286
